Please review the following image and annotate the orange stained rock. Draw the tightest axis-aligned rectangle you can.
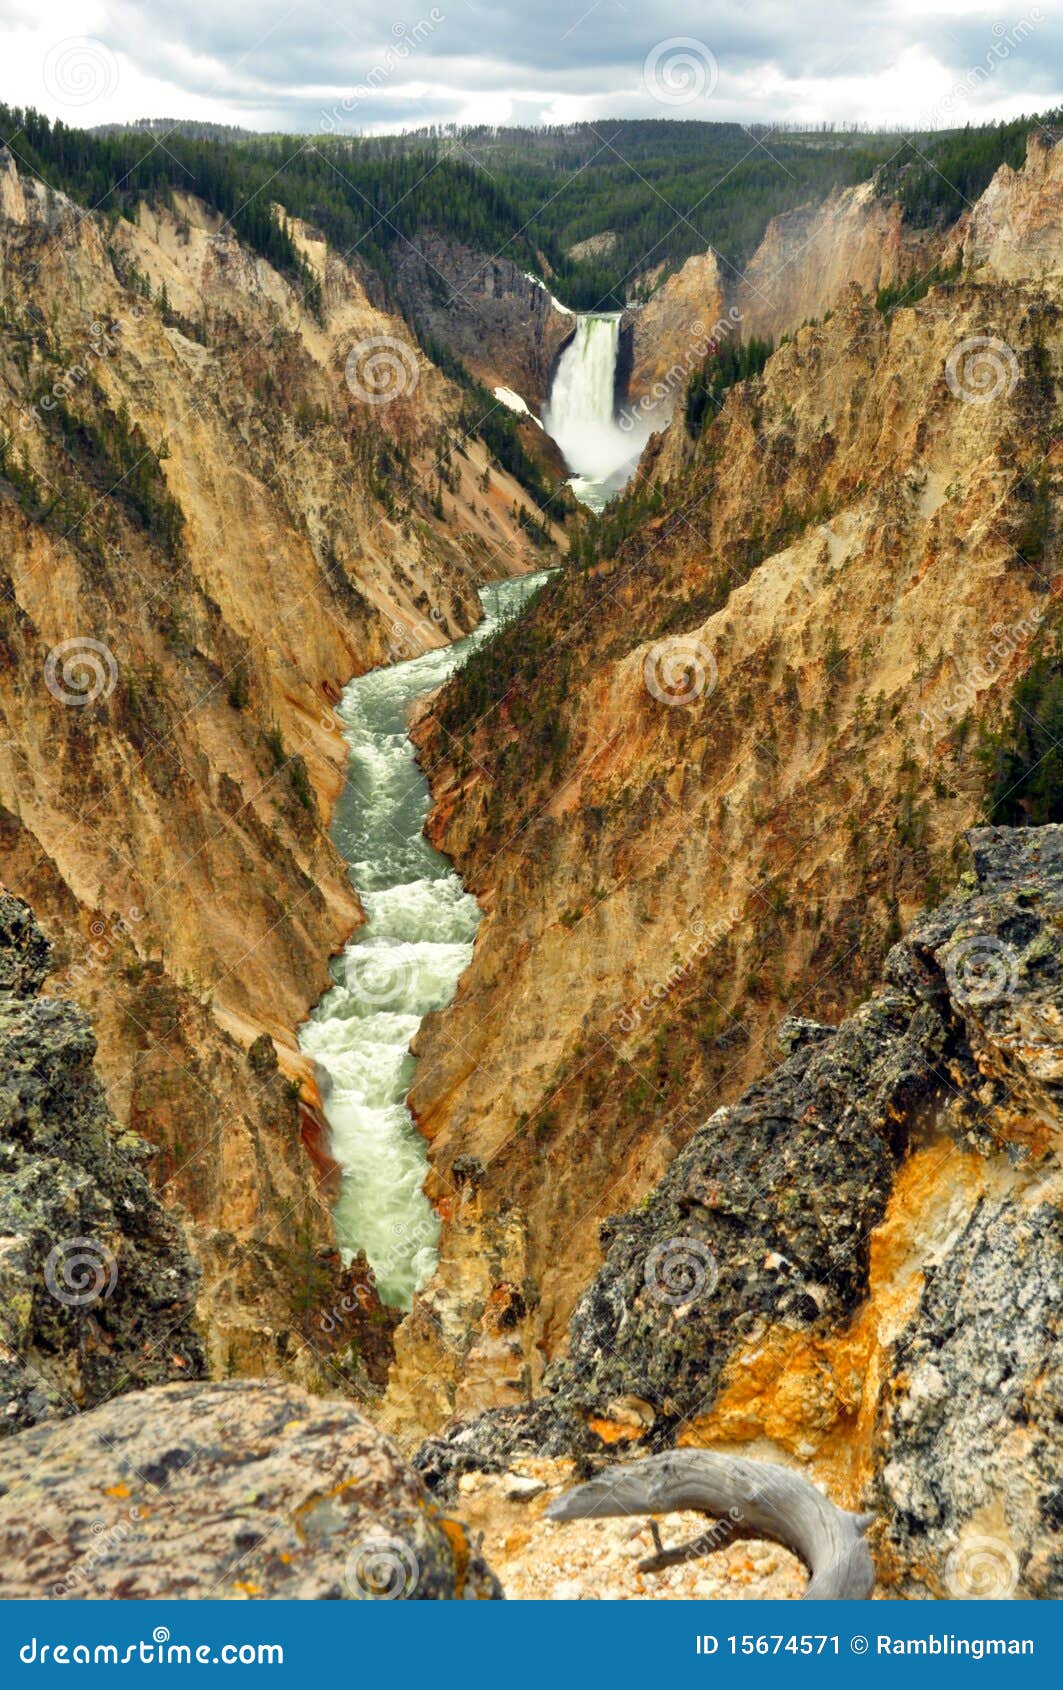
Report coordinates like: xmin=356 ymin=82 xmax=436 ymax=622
xmin=679 ymin=1139 xmax=991 ymax=1505
xmin=587 ymin=1415 xmax=647 ymax=1446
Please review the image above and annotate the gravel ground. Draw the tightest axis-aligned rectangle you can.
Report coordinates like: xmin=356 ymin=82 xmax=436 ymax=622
xmin=453 ymin=1459 xmax=806 ymax=1600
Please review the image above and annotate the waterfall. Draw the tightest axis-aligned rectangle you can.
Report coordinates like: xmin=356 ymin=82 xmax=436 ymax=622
xmin=543 ymin=313 xmax=652 ymax=510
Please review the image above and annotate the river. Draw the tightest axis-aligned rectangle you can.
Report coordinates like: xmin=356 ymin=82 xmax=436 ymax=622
xmin=299 ymin=311 xmax=646 ymax=1309
xmin=298 ymin=571 xmax=551 ymax=1309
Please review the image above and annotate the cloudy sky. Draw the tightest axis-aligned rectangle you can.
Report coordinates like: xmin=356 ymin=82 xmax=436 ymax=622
xmin=4 ymin=0 xmax=1062 ymax=133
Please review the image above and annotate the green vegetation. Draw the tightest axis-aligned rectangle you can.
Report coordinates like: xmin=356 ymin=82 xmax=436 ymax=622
xmin=438 ymin=580 xmax=554 ymax=736
xmin=5 ymin=106 xmax=1019 ymax=322
xmin=46 ymin=386 xmax=185 ymax=555
xmin=1014 ymin=471 xmax=1053 ymax=570
xmin=567 ymin=481 xmax=664 ymax=568
xmin=420 ymin=332 xmax=561 ymax=515
xmin=874 ymin=256 xmax=961 ymax=314
xmin=422 ymin=124 xmax=903 ymax=308
xmin=4 ymin=107 xmax=1057 ymax=315
xmin=684 ymin=336 xmax=774 ymax=436
xmin=0 ymin=376 xmax=183 ymax=556
xmin=877 ymin=118 xmax=1055 ymax=229
xmin=983 ymin=631 xmax=1063 ymax=825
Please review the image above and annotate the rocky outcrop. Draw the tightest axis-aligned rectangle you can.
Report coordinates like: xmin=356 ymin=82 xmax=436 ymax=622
xmin=626 ymin=251 xmax=728 ymax=409
xmin=0 ymin=892 xmax=204 ymax=1434
xmin=0 ymin=1380 xmax=501 ymax=1599
xmin=393 ymin=232 xmax=574 ymax=410
xmin=959 ymin=126 xmax=1063 ymax=282
xmin=384 ymin=132 xmax=1061 ymax=1443
xmin=735 ymin=179 xmax=945 ymax=344
xmin=417 ymin=827 xmax=1063 ymax=1600
xmin=0 ymin=152 xmax=555 ymax=1376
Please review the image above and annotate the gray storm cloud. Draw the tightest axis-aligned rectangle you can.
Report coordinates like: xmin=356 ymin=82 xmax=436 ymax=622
xmin=11 ymin=0 xmax=1063 ymax=129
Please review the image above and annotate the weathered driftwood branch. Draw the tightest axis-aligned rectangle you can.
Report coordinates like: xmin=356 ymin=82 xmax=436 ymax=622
xmin=546 ymin=1450 xmax=875 ymax=1599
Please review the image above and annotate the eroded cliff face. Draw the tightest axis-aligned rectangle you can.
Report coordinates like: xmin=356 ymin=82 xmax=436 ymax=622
xmin=626 ymin=251 xmax=728 ymax=408
xmin=416 ymin=826 xmax=1063 ymax=1599
xmin=613 ymin=172 xmax=946 ymax=449
xmin=0 ymin=151 xmax=554 ymax=1383
xmin=393 ymin=231 xmax=575 ymax=412
xmin=735 ymin=178 xmax=946 ymax=344
xmin=383 ymin=133 xmax=1061 ymax=1442
xmin=959 ymin=126 xmax=1063 ymax=282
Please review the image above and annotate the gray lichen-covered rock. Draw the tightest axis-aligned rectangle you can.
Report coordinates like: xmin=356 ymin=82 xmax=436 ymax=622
xmin=0 ymin=1381 xmax=502 ymax=1600
xmin=0 ymin=894 xmax=51 ymax=996
xmin=0 ymin=892 xmax=204 ymax=1433
xmin=875 ymin=1194 xmax=1063 ymax=1599
xmin=417 ymin=826 xmax=1063 ymax=1598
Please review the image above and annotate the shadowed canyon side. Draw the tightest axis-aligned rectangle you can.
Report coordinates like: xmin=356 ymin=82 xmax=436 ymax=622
xmin=392 ymin=233 xmax=575 ymax=413
xmin=0 ymin=147 xmax=557 ymax=1383
xmin=385 ymin=131 xmax=1063 ymax=1440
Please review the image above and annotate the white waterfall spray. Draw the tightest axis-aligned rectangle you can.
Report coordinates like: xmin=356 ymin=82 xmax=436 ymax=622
xmin=543 ymin=313 xmax=652 ymax=509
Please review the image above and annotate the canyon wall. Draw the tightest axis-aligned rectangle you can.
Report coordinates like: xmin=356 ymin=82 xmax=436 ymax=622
xmin=626 ymin=250 xmax=728 ymax=409
xmin=0 ymin=150 xmax=555 ymax=1383
xmin=417 ymin=826 xmax=1063 ymax=1599
xmin=735 ymin=178 xmax=946 ymax=343
xmin=0 ymin=891 xmax=204 ymax=1434
xmin=385 ymin=133 xmax=1061 ymax=1442
xmin=393 ymin=232 xmax=575 ymax=411
xmin=625 ymin=176 xmax=947 ymax=432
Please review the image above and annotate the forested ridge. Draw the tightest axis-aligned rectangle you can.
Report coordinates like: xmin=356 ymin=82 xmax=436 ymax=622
xmin=3 ymin=110 xmax=1055 ymax=316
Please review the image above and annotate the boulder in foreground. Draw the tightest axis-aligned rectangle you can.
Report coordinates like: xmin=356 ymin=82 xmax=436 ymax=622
xmin=0 ymin=1381 xmax=502 ymax=1600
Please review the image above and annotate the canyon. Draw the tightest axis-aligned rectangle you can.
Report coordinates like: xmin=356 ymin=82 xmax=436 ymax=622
xmin=385 ymin=132 xmax=1062 ymax=1482
xmin=0 ymin=146 xmax=557 ymax=1388
xmin=0 ymin=115 xmax=1061 ymax=1602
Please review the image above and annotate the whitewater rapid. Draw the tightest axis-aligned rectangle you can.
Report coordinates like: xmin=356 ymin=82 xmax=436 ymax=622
xmin=299 ymin=572 xmax=550 ymax=1309
xmin=543 ymin=312 xmax=653 ymax=510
